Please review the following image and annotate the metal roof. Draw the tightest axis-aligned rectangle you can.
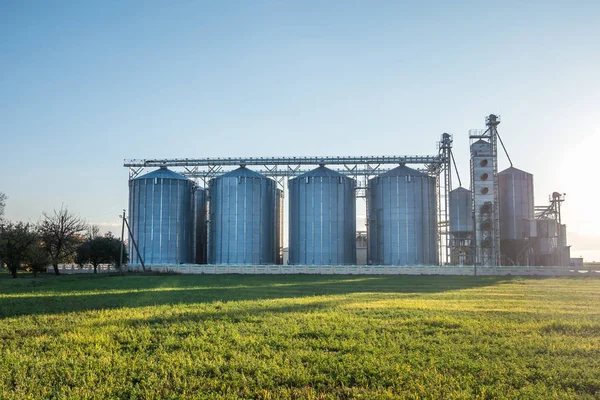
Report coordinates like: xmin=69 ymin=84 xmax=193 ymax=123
xmin=134 ymin=167 xmax=190 ymax=181
xmin=451 ymin=187 xmax=471 ymax=193
xmin=292 ymin=165 xmax=347 ymax=180
xmin=499 ymin=166 xmax=533 ymax=176
xmin=220 ymin=166 xmax=269 ymax=179
xmin=379 ymin=165 xmax=428 ymax=178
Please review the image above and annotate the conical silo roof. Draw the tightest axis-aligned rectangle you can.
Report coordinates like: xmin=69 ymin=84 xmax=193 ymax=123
xmin=294 ymin=165 xmax=345 ymax=179
xmin=134 ymin=166 xmax=190 ymax=181
xmin=451 ymin=186 xmax=471 ymax=193
xmin=379 ymin=165 xmax=428 ymax=178
xmin=220 ymin=166 xmax=269 ymax=179
xmin=499 ymin=166 xmax=533 ymax=176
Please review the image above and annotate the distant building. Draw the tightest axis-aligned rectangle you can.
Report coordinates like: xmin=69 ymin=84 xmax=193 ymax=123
xmin=569 ymin=257 xmax=584 ymax=267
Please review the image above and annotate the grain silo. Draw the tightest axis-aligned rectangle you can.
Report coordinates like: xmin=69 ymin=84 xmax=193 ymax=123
xmin=536 ymin=218 xmax=558 ymax=256
xmin=288 ymin=165 xmax=356 ymax=265
xmin=128 ymin=167 xmax=194 ymax=264
xmin=498 ymin=167 xmax=534 ymax=240
xmin=450 ymin=187 xmax=473 ymax=235
xmin=498 ymin=167 xmax=535 ymax=265
xmin=368 ymin=165 xmax=437 ymax=265
xmin=208 ymin=166 xmax=278 ymax=264
xmin=449 ymin=187 xmax=473 ymax=265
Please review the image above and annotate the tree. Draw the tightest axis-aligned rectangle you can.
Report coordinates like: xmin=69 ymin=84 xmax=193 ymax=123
xmin=0 ymin=222 xmax=37 ymax=278
xmin=26 ymin=239 xmax=51 ymax=278
xmin=75 ymin=234 xmax=128 ymax=274
xmin=86 ymin=224 xmax=101 ymax=240
xmin=39 ymin=207 xmax=87 ymax=275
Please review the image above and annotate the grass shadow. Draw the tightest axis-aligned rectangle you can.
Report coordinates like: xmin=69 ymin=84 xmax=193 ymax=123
xmin=0 ymin=274 xmax=517 ymax=318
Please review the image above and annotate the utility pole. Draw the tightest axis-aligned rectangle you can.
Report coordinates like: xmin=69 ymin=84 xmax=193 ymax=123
xmin=123 ymin=216 xmax=146 ymax=272
xmin=119 ymin=209 xmax=126 ymax=269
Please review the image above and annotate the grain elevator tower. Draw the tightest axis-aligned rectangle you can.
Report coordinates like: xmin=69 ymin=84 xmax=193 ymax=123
xmin=469 ymin=114 xmax=501 ymax=266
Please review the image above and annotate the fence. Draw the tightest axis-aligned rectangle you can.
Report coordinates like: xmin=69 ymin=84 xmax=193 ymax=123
xmin=46 ymin=264 xmax=121 ymax=274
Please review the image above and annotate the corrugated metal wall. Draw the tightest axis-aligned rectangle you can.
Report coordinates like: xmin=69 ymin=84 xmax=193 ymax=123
xmin=208 ymin=167 xmax=277 ymax=264
xmin=450 ymin=187 xmax=473 ymax=236
xmin=128 ymin=167 xmax=194 ymax=264
xmin=499 ymin=167 xmax=534 ymax=240
xmin=368 ymin=166 xmax=438 ymax=265
xmin=288 ymin=166 xmax=356 ymax=265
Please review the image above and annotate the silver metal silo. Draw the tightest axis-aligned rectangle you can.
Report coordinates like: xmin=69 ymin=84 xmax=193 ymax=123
xmin=368 ymin=165 xmax=438 ymax=265
xmin=498 ymin=167 xmax=534 ymax=240
xmin=288 ymin=165 xmax=356 ymax=265
xmin=128 ymin=167 xmax=194 ymax=265
xmin=208 ymin=166 xmax=278 ymax=264
xmin=449 ymin=187 xmax=473 ymax=266
xmin=559 ymin=224 xmax=567 ymax=248
xmin=194 ymin=186 xmax=207 ymax=264
xmin=536 ymin=218 xmax=558 ymax=255
xmin=450 ymin=187 xmax=473 ymax=236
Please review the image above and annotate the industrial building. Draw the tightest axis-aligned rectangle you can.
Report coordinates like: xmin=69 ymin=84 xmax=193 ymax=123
xmin=124 ymin=114 xmax=572 ymax=270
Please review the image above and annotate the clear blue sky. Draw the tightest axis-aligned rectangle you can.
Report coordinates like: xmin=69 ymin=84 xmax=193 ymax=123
xmin=1 ymin=1 xmax=599 ymax=260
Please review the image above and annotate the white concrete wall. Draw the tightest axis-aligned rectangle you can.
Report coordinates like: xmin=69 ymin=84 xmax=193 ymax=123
xmin=46 ymin=263 xmax=597 ymax=276
xmin=123 ymin=264 xmax=598 ymax=276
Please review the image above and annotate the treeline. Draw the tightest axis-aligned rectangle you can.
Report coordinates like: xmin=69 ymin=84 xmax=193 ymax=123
xmin=0 ymin=193 xmax=127 ymax=278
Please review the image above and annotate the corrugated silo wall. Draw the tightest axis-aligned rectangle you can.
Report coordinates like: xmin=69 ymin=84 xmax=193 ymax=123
xmin=449 ymin=188 xmax=473 ymax=235
xmin=368 ymin=173 xmax=438 ymax=265
xmin=208 ymin=175 xmax=277 ymax=264
xmin=288 ymin=174 xmax=356 ymax=265
xmin=498 ymin=168 xmax=535 ymax=265
xmin=499 ymin=169 xmax=534 ymax=241
xmin=128 ymin=177 xmax=194 ymax=264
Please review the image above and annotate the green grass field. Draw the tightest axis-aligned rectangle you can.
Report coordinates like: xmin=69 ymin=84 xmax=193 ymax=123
xmin=1 ymin=274 xmax=599 ymax=399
